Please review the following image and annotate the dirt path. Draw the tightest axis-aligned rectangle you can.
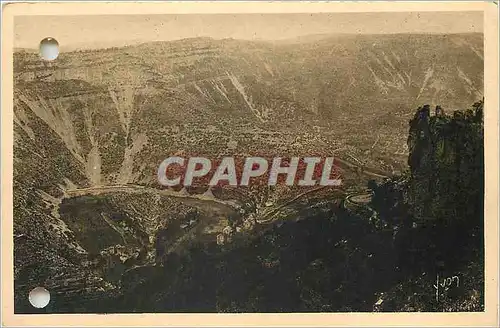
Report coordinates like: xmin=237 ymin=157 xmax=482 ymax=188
xmin=65 ymin=184 xmax=239 ymax=209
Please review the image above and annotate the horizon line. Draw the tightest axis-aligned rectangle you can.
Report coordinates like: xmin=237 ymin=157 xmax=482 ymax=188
xmin=14 ymin=31 xmax=484 ymax=53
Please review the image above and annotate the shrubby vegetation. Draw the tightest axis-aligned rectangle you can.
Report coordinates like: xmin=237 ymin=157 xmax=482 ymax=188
xmin=50 ymin=101 xmax=482 ymax=313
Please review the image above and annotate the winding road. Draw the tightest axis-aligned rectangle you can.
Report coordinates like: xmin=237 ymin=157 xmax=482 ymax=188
xmin=65 ymin=184 xmax=239 ymax=207
xmin=64 ymin=154 xmax=389 ymax=226
xmin=344 ymin=190 xmax=378 ymax=220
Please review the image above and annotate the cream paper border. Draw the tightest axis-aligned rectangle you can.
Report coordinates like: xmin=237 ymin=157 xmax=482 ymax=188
xmin=1 ymin=1 xmax=498 ymax=327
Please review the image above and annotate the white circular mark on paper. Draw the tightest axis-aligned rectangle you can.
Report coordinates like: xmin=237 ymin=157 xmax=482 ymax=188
xmin=29 ymin=287 xmax=50 ymax=308
xmin=39 ymin=38 xmax=59 ymax=61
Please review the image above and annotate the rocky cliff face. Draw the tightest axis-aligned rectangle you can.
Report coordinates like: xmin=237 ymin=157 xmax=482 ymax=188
xmin=407 ymin=101 xmax=484 ymax=224
xmin=365 ymin=101 xmax=484 ymax=312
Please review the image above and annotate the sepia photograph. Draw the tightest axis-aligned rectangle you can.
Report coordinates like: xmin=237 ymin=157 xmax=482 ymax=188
xmin=1 ymin=1 xmax=498 ymax=327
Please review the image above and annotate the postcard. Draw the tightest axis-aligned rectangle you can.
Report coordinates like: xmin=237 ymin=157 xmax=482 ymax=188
xmin=1 ymin=1 xmax=498 ymax=327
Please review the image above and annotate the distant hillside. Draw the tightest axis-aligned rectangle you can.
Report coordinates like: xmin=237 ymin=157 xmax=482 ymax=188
xmin=14 ymin=33 xmax=483 ymax=188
